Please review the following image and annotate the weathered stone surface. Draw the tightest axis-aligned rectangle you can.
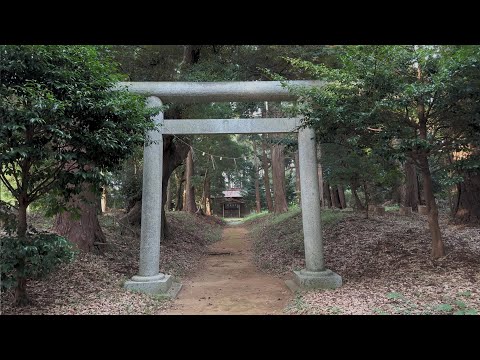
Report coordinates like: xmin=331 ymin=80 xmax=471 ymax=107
xmin=399 ymin=206 xmax=413 ymax=215
xmin=137 ymin=96 xmax=164 ymax=277
xmin=375 ymin=206 xmax=386 ymax=216
xmin=125 ymin=274 xmax=173 ymax=295
xmin=162 ymin=118 xmax=301 ymax=135
xmin=117 ymin=80 xmax=326 ymax=103
xmin=418 ymin=205 xmax=428 ymax=215
xmin=293 ymin=269 xmax=342 ymax=289
xmin=298 ymin=127 xmax=324 ymax=272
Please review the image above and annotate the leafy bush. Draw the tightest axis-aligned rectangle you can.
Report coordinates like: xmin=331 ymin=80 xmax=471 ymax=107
xmin=1 ymin=232 xmax=76 ymax=290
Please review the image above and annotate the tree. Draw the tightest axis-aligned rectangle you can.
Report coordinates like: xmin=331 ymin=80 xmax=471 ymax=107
xmin=0 ymin=45 xmax=155 ymax=304
xmin=271 ymin=141 xmax=288 ymax=214
xmin=287 ymin=45 xmax=480 ymax=258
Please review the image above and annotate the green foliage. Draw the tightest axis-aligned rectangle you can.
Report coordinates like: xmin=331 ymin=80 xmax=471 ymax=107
xmin=0 ymin=45 xmax=156 ymax=215
xmin=1 ymin=232 xmax=76 ymax=290
xmin=287 ymin=45 xmax=480 ymax=207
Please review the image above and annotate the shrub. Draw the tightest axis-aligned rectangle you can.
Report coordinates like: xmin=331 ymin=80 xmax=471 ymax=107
xmin=1 ymin=232 xmax=76 ymax=290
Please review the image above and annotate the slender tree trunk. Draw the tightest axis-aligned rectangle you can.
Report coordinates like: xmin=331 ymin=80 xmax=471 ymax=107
xmin=166 ymin=177 xmax=172 ymax=211
xmin=453 ymin=172 xmax=480 ymax=224
xmin=363 ymin=181 xmax=369 ymax=219
xmin=204 ymin=175 xmax=212 ymax=216
xmin=253 ymin=141 xmax=262 ymax=213
xmin=417 ymin=82 xmax=445 ymax=258
xmin=101 ymin=187 xmax=107 ymax=213
xmin=54 ymin=183 xmax=106 ymax=252
xmin=14 ymin=197 xmax=29 ymax=306
xmin=261 ymin=139 xmax=274 ymax=212
xmin=418 ymin=152 xmax=445 ymax=258
xmin=324 ymin=182 xmax=333 ymax=208
xmin=317 ymin=164 xmax=324 ymax=208
xmin=184 ymin=149 xmax=196 ymax=213
xmin=331 ymin=186 xmax=341 ymax=208
xmin=351 ymin=180 xmax=366 ymax=210
xmin=294 ymin=149 xmax=301 ymax=206
xmin=175 ymin=170 xmax=184 ymax=211
xmin=452 ymin=147 xmax=480 ymax=224
xmin=401 ymin=159 xmax=420 ymax=211
xmin=271 ymin=142 xmax=288 ymax=214
xmin=337 ymin=185 xmax=346 ymax=208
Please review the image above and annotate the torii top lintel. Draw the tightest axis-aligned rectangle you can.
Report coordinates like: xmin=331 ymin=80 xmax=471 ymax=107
xmin=117 ymin=80 xmax=325 ymax=103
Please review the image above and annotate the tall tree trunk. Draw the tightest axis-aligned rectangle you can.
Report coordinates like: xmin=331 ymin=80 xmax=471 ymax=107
xmin=204 ymin=175 xmax=212 ymax=216
xmin=452 ymin=147 xmax=480 ymax=224
xmin=253 ymin=141 xmax=262 ymax=213
xmin=175 ymin=170 xmax=184 ymax=211
xmin=166 ymin=177 xmax=172 ymax=211
xmin=184 ymin=149 xmax=196 ymax=213
xmin=453 ymin=171 xmax=480 ymax=224
xmin=324 ymin=182 xmax=333 ymax=208
xmin=351 ymin=180 xmax=365 ymax=210
xmin=14 ymin=196 xmax=28 ymax=306
xmin=101 ymin=187 xmax=107 ymax=213
xmin=337 ymin=185 xmax=346 ymax=208
xmin=54 ymin=183 xmax=106 ymax=253
xmin=418 ymin=152 xmax=445 ymax=258
xmin=271 ymin=142 xmax=288 ymax=214
xmin=401 ymin=159 xmax=420 ymax=211
xmin=330 ymin=186 xmax=341 ymax=208
xmin=417 ymin=80 xmax=445 ymax=258
xmin=261 ymin=140 xmax=274 ymax=212
xmin=363 ymin=181 xmax=370 ymax=219
xmin=294 ymin=149 xmax=301 ymax=206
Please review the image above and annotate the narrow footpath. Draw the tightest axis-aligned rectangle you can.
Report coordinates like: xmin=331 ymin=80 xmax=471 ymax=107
xmin=164 ymin=223 xmax=291 ymax=314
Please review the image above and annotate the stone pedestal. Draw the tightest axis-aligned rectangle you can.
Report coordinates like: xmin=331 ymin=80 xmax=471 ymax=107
xmin=293 ymin=269 xmax=342 ymax=290
xmin=399 ymin=206 xmax=412 ymax=215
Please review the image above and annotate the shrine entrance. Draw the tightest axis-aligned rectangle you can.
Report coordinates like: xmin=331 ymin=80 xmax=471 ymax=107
xmin=120 ymin=81 xmax=342 ymax=297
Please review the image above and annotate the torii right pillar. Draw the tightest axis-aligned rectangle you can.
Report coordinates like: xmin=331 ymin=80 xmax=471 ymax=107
xmin=295 ymin=126 xmax=342 ymax=289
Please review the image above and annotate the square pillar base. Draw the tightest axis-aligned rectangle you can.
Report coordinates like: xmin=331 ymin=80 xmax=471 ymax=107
xmin=124 ymin=273 xmax=182 ymax=298
xmin=292 ymin=269 xmax=342 ymax=290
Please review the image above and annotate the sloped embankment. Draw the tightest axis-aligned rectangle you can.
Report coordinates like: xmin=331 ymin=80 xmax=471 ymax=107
xmin=1 ymin=212 xmax=224 ymax=315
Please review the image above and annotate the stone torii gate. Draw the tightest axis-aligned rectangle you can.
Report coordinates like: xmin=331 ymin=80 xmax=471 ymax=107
xmin=120 ymin=81 xmax=342 ymax=297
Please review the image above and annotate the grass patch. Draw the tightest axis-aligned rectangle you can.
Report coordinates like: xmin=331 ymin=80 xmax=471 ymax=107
xmin=242 ymin=211 xmax=270 ymax=223
xmin=250 ymin=208 xmax=346 ymax=276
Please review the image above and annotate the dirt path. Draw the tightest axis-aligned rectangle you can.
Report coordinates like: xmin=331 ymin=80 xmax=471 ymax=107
xmin=164 ymin=224 xmax=291 ymax=314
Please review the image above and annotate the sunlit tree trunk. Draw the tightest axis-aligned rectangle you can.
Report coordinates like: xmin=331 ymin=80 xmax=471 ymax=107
xmin=253 ymin=141 xmax=262 ymax=213
xmin=261 ymin=139 xmax=274 ymax=212
xmin=271 ymin=142 xmax=288 ymax=214
xmin=184 ymin=149 xmax=196 ymax=213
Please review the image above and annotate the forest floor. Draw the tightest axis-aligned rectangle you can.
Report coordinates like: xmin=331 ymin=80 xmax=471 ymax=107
xmin=250 ymin=208 xmax=480 ymax=315
xmin=2 ymin=208 xmax=479 ymax=315
xmin=1 ymin=211 xmax=224 ymax=315
xmin=163 ymin=224 xmax=291 ymax=314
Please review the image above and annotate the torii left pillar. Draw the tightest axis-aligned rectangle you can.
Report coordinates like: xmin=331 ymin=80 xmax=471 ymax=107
xmin=124 ymin=96 xmax=180 ymax=297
